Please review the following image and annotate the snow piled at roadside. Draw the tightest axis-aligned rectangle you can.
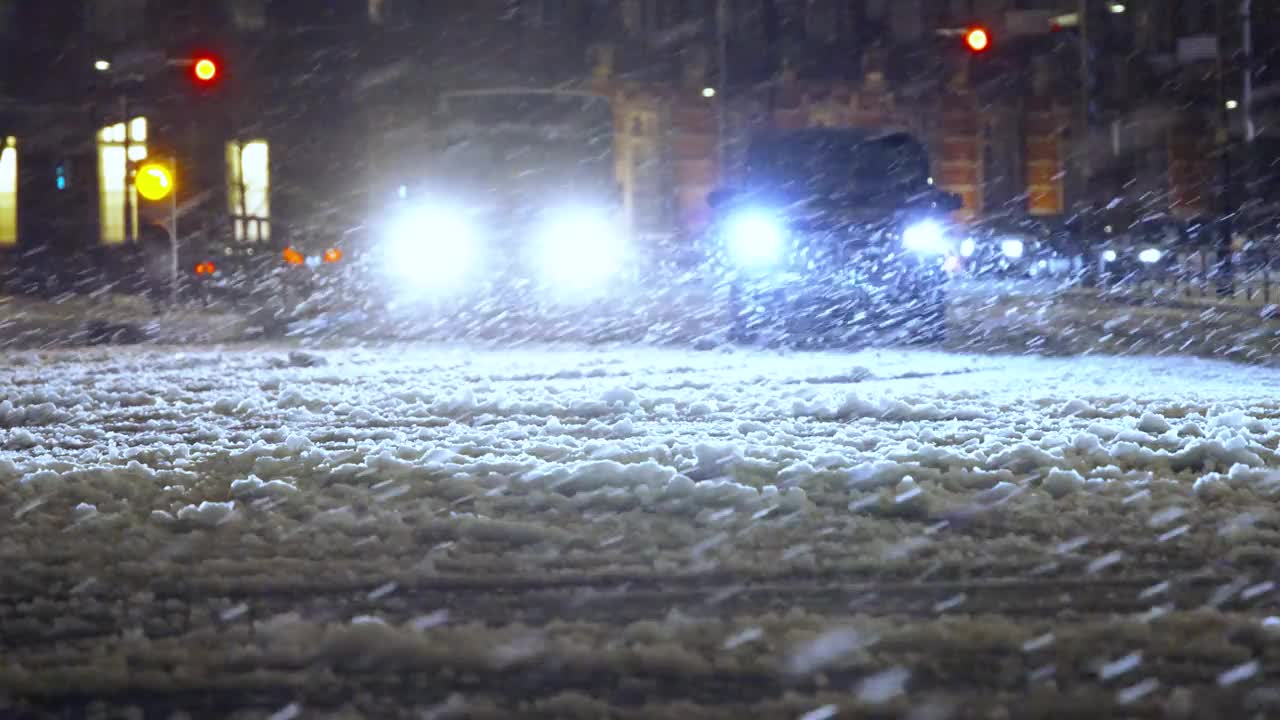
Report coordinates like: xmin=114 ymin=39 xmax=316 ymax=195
xmin=5 ymin=343 xmax=1280 ymax=715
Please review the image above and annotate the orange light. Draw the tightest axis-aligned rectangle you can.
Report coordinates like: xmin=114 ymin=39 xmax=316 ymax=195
xmin=193 ymin=58 xmax=218 ymax=82
xmin=323 ymin=248 xmax=343 ymax=264
xmin=965 ymin=28 xmax=990 ymax=52
xmin=283 ymin=247 xmax=305 ymax=266
xmin=194 ymin=261 xmax=216 ymax=275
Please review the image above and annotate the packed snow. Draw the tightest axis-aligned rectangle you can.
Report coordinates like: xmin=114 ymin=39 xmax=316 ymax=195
xmin=3 ymin=343 xmax=1280 ymax=718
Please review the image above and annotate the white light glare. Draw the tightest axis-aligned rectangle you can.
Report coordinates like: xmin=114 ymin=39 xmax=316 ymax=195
xmin=1109 ymin=3 xmax=1126 ymax=13
xmin=1001 ymin=238 xmax=1025 ymax=259
xmin=538 ymin=210 xmax=627 ymax=293
xmin=1102 ymin=249 xmax=1118 ymax=263
xmin=902 ymin=220 xmax=949 ymax=255
xmin=94 ymin=60 xmax=112 ymax=71
xmin=1138 ymin=248 xmax=1163 ymax=264
xmin=726 ymin=211 xmax=786 ymax=269
xmin=384 ymin=205 xmax=479 ymax=293
xmin=1226 ymin=99 xmax=1240 ymax=110
xmin=702 ymin=87 xmax=717 ymax=98
xmin=960 ymin=238 xmax=976 ymax=258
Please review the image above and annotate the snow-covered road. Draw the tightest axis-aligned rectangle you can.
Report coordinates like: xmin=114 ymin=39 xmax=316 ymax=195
xmin=4 ymin=344 xmax=1280 ymax=718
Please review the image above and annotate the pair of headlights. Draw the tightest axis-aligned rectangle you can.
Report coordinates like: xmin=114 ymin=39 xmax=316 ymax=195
xmin=382 ymin=205 xmax=627 ymax=296
xmin=958 ymin=237 xmax=1026 ymax=260
xmin=1101 ymin=248 xmax=1164 ymax=264
xmin=722 ymin=211 xmax=955 ymax=270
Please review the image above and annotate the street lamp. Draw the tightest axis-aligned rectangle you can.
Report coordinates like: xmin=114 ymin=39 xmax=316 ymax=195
xmin=94 ymin=59 xmax=111 ymax=72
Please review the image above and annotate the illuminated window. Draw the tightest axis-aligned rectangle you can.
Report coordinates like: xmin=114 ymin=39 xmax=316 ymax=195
xmin=0 ymin=136 xmax=16 ymax=247
xmin=97 ymin=116 xmax=146 ymax=245
xmin=227 ymin=140 xmax=270 ymax=243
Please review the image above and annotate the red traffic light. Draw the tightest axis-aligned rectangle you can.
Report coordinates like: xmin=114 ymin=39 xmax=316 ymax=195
xmin=193 ymin=57 xmax=218 ymax=83
xmin=965 ymin=27 xmax=991 ymax=52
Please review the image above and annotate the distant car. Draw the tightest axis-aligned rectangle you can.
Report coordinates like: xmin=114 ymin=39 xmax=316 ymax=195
xmin=959 ymin=220 xmax=1075 ymax=279
xmin=705 ymin=129 xmax=962 ymax=346
xmin=1094 ymin=215 xmax=1187 ymax=284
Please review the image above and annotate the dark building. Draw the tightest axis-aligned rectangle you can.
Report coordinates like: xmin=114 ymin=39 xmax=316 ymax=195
xmin=1 ymin=0 xmax=1276 ymax=263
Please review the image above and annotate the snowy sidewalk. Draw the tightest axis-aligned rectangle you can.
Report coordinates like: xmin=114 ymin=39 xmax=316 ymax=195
xmin=0 ymin=294 xmax=255 ymax=348
xmin=948 ymin=279 xmax=1280 ymax=363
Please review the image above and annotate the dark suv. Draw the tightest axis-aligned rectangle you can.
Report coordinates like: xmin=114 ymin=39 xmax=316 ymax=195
xmin=707 ymin=129 xmax=962 ymax=346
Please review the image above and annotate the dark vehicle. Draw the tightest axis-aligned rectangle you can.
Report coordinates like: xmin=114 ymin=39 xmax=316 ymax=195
xmin=1093 ymin=213 xmax=1189 ymax=285
xmin=961 ymin=217 xmax=1078 ymax=279
xmin=361 ymin=88 xmax=632 ymax=326
xmin=707 ymin=129 xmax=962 ymax=346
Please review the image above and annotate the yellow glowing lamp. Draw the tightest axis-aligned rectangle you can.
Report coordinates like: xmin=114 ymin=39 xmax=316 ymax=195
xmin=136 ymin=162 xmax=174 ymax=201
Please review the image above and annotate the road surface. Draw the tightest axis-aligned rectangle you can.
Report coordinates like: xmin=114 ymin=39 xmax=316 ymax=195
xmin=3 ymin=344 xmax=1280 ymax=719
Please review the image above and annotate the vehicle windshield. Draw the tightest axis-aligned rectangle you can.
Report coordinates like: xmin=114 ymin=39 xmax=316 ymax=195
xmin=747 ymin=131 xmax=930 ymax=197
xmin=430 ymin=92 xmax=615 ymax=194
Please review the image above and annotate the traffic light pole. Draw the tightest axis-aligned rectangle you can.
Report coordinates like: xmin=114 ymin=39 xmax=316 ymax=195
xmin=121 ymin=94 xmax=133 ymax=246
xmin=716 ymin=0 xmax=729 ymax=178
xmin=1216 ymin=0 xmax=1234 ymax=298
xmin=1076 ymin=0 xmax=1091 ymax=199
xmin=169 ymin=157 xmax=179 ymax=306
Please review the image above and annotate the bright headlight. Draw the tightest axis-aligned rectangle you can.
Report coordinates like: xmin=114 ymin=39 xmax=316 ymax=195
xmin=1001 ymin=238 xmax=1025 ymax=259
xmin=902 ymin=220 xmax=949 ymax=255
xmin=384 ymin=205 xmax=479 ymax=292
xmin=537 ymin=210 xmax=627 ymax=292
xmin=725 ymin=211 xmax=786 ymax=269
xmin=1138 ymin=248 xmax=1163 ymax=264
xmin=1102 ymin=249 xmax=1118 ymax=263
xmin=960 ymin=238 xmax=977 ymax=258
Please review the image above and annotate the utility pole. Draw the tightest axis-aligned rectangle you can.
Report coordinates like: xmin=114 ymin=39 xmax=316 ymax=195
xmin=1216 ymin=0 xmax=1234 ymax=298
xmin=1242 ymin=0 xmax=1255 ymax=144
xmin=715 ymin=0 xmax=729 ymax=178
xmin=169 ymin=157 xmax=179 ymax=306
xmin=1077 ymin=0 xmax=1091 ymax=202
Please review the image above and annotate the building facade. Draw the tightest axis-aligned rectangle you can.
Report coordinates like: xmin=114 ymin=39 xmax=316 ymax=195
xmin=0 ymin=0 xmax=1275 ymax=260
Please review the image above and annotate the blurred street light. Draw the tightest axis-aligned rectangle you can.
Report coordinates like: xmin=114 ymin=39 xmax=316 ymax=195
xmin=94 ymin=59 xmax=111 ymax=72
xmin=135 ymin=162 xmax=174 ymax=202
xmin=1108 ymin=3 xmax=1126 ymax=13
xmin=1226 ymin=99 xmax=1239 ymax=110
xmin=702 ymin=87 xmax=717 ymax=99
